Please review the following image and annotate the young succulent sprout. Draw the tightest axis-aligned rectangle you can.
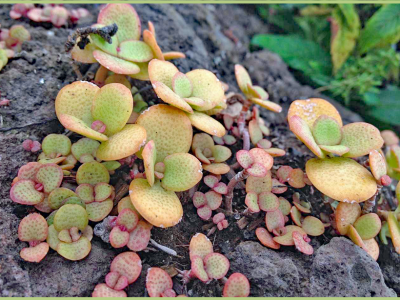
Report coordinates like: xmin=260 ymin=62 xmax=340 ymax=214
xmin=110 ymin=208 xmax=139 ymax=248
xmin=146 ymin=267 xmax=175 ymax=297
xmin=10 ymin=3 xmax=34 ymax=19
xmin=387 ymin=212 xmax=400 ymax=254
xmin=92 ymin=283 xmax=127 ymax=297
xmin=71 ymin=138 xmax=100 ymax=163
xmin=255 ymin=227 xmax=280 ymax=249
xmin=213 ymin=213 xmax=228 ymax=231
xmin=204 ymin=175 xmax=228 ymax=195
xmin=129 ymin=178 xmax=183 ymax=228
xmin=22 ymin=139 xmax=42 ymax=153
xmin=110 ymin=252 xmax=142 ymax=285
xmin=192 ymin=133 xmax=232 ymax=165
xmin=189 ymin=233 xmax=213 ymax=260
xmin=204 ymin=252 xmax=230 ymax=280
xmin=10 ymin=163 xmax=63 ymax=205
xmin=193 ymin=191 xmax=222 ymax=220
xmin=18 ymin=213 xmax=49 ymax=262
xmin=353 ymin=213 xmax=381 ymax=240
xmin=223 ymin=273 xmax=250 ymax=297
xmin=127 ymin=220 xmax=152 ymax=251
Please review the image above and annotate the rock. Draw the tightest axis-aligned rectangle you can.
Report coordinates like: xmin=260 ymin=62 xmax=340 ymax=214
xmin=378 ymin=240 xmax=400 ymax=295
xmin=227 ymin=238 xmax=396 ymax=297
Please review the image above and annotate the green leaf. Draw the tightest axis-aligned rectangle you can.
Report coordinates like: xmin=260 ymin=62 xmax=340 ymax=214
xmin=251 ymin=34 xmax=332 ymax=76
xmin=367 ymin=86 xmax=400 ymax=125
xmin=257 ymin=5 xmax=303 ymax=34
xmin=330 ymin=4 xmax=360 ymax=73
xmin=359 ymin=4 xmax=400 ymax=54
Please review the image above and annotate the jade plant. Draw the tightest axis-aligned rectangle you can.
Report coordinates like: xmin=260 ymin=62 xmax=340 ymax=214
xmin=69 ymin=4 xmax=184 ymax=79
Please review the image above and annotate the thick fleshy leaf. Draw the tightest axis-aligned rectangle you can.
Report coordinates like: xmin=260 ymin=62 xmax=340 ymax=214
xmin=258 ymin=192 xmax=279 ymax=212
xmin=246 ymin=172 xmax=272 ymax=194
xmin=340 ymin=122 xmax=384 ymax=158
xmin=288 ymin=98 xmax=343 ymax=128
xmin=271 ymin=178 xmax=287 ymax=194
xmin=293 ymin=231 xmax=313 ymax=255
xmin=204 ymin=253 xmax=230 ymax=280
xmin=249 ymin=148 xmax=273 ymax=171
xmin=163 ymin=51 xmax=186 ymax=60
xmin=102 ymin=161 xmax=121 ymax=171
xmin=387 ymin=212 xmax=400 ymax=254
xmin=146 ymin=268 xmax=173 ymax=297
xmin=319 ymin=145 xmax=349 ymax=156
xmin=353 ymin=213 xmax=381 ymax=240
xmin=86 ymin=199 xmax=113 ymax=222
xmin=136 ymin=104 xmax=192 ymax=163
xmin=20 ymin=242 xmax=49 ymax=263
xmin=193 ymin=192 xmax=207 ymax=208
xmin=265 ymin=209 xmax=285 ymax=232
xmin=381 ymin=130 xmax=399 ymax=146
xmin=186 ymin=111 xmax=226 ymax=137
xmin=71 ymin=138 xmax=100 ymax=161
xmin=245 ymin=192 xmax=260 ymax=213
xmin=306 ymin=157 xmax=377 ymax=203
xmin=255 ymin=227 xmax=280 ymax=249
xmin=363 ymin=238 xmax=379 ymax=261
xmin=96 ymin=124 xmax=147 ymax=161
xmin=161 ymin=153 xmax=202 ymax=192
xmin=312 ymin=115 xmax=342 ymax=146
xmin=142 ymin=140 xmax=157 ymax=187
xmin=54 ymin=204 xmax=89 ymax=231
xmin=58 ymin=114 xmax=108 ymax=142
xmin=186 ymin=69 xmax=225 ymax=111
xmin=277 ymin=166 xmax=293 ymax=183
xmin=94 ymin=183 xmax=113 ymax=202
xmin=335 ymin=202 xmax=361 ymax=235
xmin=98 ymin=4 xmax=141 ymax=42
xmin=369 ymin=150 xmax=387 ymax=181
xmin=249 ymin=119 xmax=263 ymax=145
xmin=223 ymin=273 xmax=251 ymax=297
xmin=288 ymin=168 xmax=305 ymax=188
xmin=90 ymin=28 xmax=119 ymax=56
xmin=129 ymin=179 xmax=183 ymax=228
xmin=191 ymin=256 xmax=209 ymax=282
xmin=71 ymin=42 xmax=98 ymax=63
xmin=289 ymin=115 xmax=324 ymax=158
xmin=49 ymin=187 xmax=77 ymax=209
xmin=129 ymin=62 xmax=150 ymax=81
xmin=127 ymin=220 xmax=151 ymax=251
xmin=35 ymin=164 xmax=63 ymax=194
xmin=148 ymin=59 xmax=179 ymax=89
xmin=273 ymin=225 xmax=307 ymax=246
xmin=110 ymin=226 xmax=129 ymax=248
xmin=172 ymin=72 xmax=193 ymax=98
xmin=191 ymin=133 xmax=214 ymax=153
xmin=347 ymin=224 xmax=365 ymax=247
xmin=263 ymin=148 xmax=286 ymax=157
xmin=143 ymin=29 xmax=164 ymax=60
xmin=152 ymin=81 xmax=193 ymax=113
xmin=302 ymin=216 xmax=325 ymax=236
xmin=278 ymin=197 xmax=291 ymax=216
xmin=35 ymin=197 xmax=53 ymax=213
xmin=197 ymin=205 xmax=212 ymax=220
xmin=251 ymin=85 xmax=269 ymax=100
xmin=212 ymin=146 xmax=232 ymax=164
xmin=202 ymin=163 xmax=230 ymax=175
xmin=184 ymin=96 xmax=205 ymax=110
xmin=57 ymin=236 xmax=91 ymax=261
xmin=249 ymin=98 xmax=282 ymax=113
xmin=205 ymin=191 xmax=222 ymax=210
xmin=105 ymin=74 xmax=131 ymax=89
xmin=92 ymin=284 xmax=127 ymax=297
xmin=93 ymin=50 xmax=140 ymax=75
xmin=76 ymin=161 xmax=110 ymax=185
xmin=290 ymin=206 xmax=302 ymax=226
xmin=189 ymin=233 xmax=213 ymax=260
xmin=236 ymin=150 xmax=254 ymax=169
xmin=18 ymin=213 xmax=48 ymax=242
xmin=47 ymin=225 xmax=60 ymax=250
xmin=204 ymin=175 xmax=218 ymax=189
xmin=234 ymin=64 xmax=252 ymax=93
xmin=18 ymin=162 xmax=41 ymax=180
xmin=55 ymin=81 xmax=98 ymax=126
xmin=111 ymin=252 xmax=142 ymax=284
xmin=116 ymin=208 xmax=139 ymax=232
xmin=10 ymin=180 xmax=44 ymax=205
xmin=42 ymin=134 xmax=71 ymax=157
xmin=118 ymin=196 xmax=140 ymax=216
xmin=118 ymin=40 xmax=153 ymax=62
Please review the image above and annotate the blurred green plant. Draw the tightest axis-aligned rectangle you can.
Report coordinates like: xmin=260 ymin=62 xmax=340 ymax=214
xmin=252 ymin=4 xmax=400 ymax=126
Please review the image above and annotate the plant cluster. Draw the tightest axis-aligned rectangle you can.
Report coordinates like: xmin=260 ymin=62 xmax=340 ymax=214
xmin=0 ymin=24 xmax=30 ymax=70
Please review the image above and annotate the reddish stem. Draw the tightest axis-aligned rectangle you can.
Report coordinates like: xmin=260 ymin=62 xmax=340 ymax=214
xmin=225 ymin=169 xmax=249 ymax=214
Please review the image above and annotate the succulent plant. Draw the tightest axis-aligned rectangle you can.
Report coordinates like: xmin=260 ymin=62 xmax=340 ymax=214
xmin=223 ymin=273 xmax=250 ymax=297
xmin=70 ymin=4 xmax=184 ymax=79
xmin=146 ymin=267 xmax=176 ymax=297
xmin=0 ymin=24 xmax=31 ymax=70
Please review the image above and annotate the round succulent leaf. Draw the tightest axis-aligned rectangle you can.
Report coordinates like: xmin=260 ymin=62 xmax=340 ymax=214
xmin=290 ymin=206 xmax=303 ymax=226
xmin=55 ymin=81 xmax=98 ymax=126
xmin=191 ymin=255 xmax=209 ymax=282
xmin=93 ymin=50 xmax=140 ymax=75
xmin=363 ymin=238 xmax=379 ymax=261
xmin=273 ymin=225 xmax=307 ymax=246
xmin=98 ymin=4 xmax=141 ymax=42
xmin=42 ymin=134 xmax=71 ymax=156
xmin=252 ymin=86 xmax=269 ymax=100
xmin=234 ymin=64 xmax=252 ymax=93
xmin=18 ymin=213 xmax=48 ymax=242
xmin=185 ymin=69 xmax=225 ymax=111
xmin=347 ymin=224 xmax=365 ymax=247
xmin=202 ymin=163 xmax=230 ymax=175
xmin=213 ymin=182 xmax=228 ymax=195
xmin=246 ymin=172 xmax=272 ymax=194
xmin=63 ymin=197 xmax=86 ymax=208
xmin=92 ymin=284 xmax=127 ymax=297
xmin=288 ymin=98 xmax=343 ymax=128
xmin=20 ymin=242 xmax=49 ymax=263
xmin=102 ymin=161 xmax=121 ymax=171
xmin=249 ymin=148 xmax=274 ymax=171
xmin=163 ymin=51 xmax=186 ymax=60
xmin=249 ymin=119 xmax=263 ymax=145
xmin=223 ymin=273 xmax=251 ymax=297
xmin=18 ymin=162 xmax=41 ymax=181
xmin=105 ymin=271 xmax=120 ymax=289
xmin=193 ymin=192 xmax=207 ymax=208
xmin=72 ymin=138 xmax=100 ymax=161
xmin=129 ymin=62 xmax=150 ymax=81
xmin=116 ymin=208 xmax=139 ymax=232
xmin=192 ymin=133 xmax=214 ymax=153
xmin=161 ymin=153 xmax=202 ymax=192
xmin=255 ymin=227 xmax=280 ymax=249
xmin=47 ymin=224 xmax=60 ymax=250
xmin=204 ymin=253 xmax=230 ymax=280
xmin=340 ymin=122 xmax=384 ymax=158
xmin=319 ymin=145 xmax=349 ymax=156
xmin=76 ymin=161 xmax=110 ymax=185
xmin=118 ymin=40 xmax=153 ymax=62
xmin=277 ymin=166 xmax=293 ymax=183
xmin=86 ymin=199 xmax=113 ymax=222
xmin=223 ymin=134 xmax=237 ymax=145
xmin=236 ymin=150 xmax=254 ymax=169
xmin=204 ymin=175 xmax=218 ymax=189
xmin=35 ymin=197 xmax=53 ymax=213
xmin=353 ymin=213 xmax=381 ymax=240
xmin=143 ymin=29 xmax=164 ymax=60
xmin=212 ymin=145 xmax=231 ymax=163
xmin=82 ymin=225 xmax=94 ymax=242
xmin=9 ymin=25 xmax=30 ymax=42
xmin=197 ymin=205 xmax=212 ymax=220
xmin=369 ymin=150 xmax=387 ymax=181
xmin=293 ymin=231 xmax=313 ymax=255
xmin=302 ymin=216 xmax=325 ymax=236
xmin=293 ymin=201 xmax=311 ymax=214
xmin=257 ymin=139 xmax=272 ymax=149
xmin=289 ymin=115 xmax=324 ymax=158
xmin=387 ymin=212 xmax=400 ymax=254
xmin=127 ymin=220 xmax=151 ymax=251
xmin=110 ymin=226 xmax=129 ymax=248
xmin=57 ymin=236 xmax=91 ymax=261
xmin=264 ymin=148 xmax=286 ymax=157
xmin=189 ymin=233 xmax=213 ymax=260
xmin=271 ymin=178 xmax=288 ymax=194
xmin=249 ymin=98 xmax=282 ymax=113
xmin=94 ymin=183 xmax=113 ymax=202
xmin=306 ymin=157 xmax=377 ymax=203
xmin=381 ymin=130 xmax=399 ymax=146
xmin=105 ymin=74 xmax=132 ymax=89
xmin=146 ymin=267 xmax=173 ymax=297
xmin=129 ymin=179 xmax=183 ymax=227
xmin=205 ymin=191 xmax=222 ymax=210
xmin=152 ymin=81 xmax=193 ymax=113
xmin=118 ymin=196 xmax=139 ymax=215
xmin=75 ymin=184 xmax=94 ymax=204
xmin=258 ymin=192 xmax=279 ymax=212
xmin=187 ymin=111 xmax=226 ymax=137
xmin=275 ymin=198 xmax=290 ymax=216
xmin=184 ymin=97 xmax=205 ymax=110
xmin=10 ymin=180 xmax=44 ymax=205
xmin=89 ymin=26 xmax=119 ymax=56
xmin=38 ymin=157 xmax=66 ymax=165
xmin=35 ymin=164 xmax=63 ymax=194
xmin=54 ymin=204 xmax=88 ymax=231
xmin=312 ymin=115 xmax=342 ymax=146
xmin=142 ymin=140 xmax=157 ymax=187
xmin=288 ymin=168 xmax=306 ymax=189
xmin=148 ymin=59 xmax=179 ymax=88
xmin=58 ymin=229 xmax=72 ymax=243
xmin=265 ymin=209 xmax=285 ymax=233
xmin=335 ymin=202 xmax=361 ymax=235
xmin=172 ymin=72 xmax=193 ymax=98
xmin=58 ymin=114 xmax=108 ymax=142
xmin=136 ymin=104 xmax=192 ymax=163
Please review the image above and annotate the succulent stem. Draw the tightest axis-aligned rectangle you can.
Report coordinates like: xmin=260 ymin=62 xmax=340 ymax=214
xmin=225 ymin=169 xmax=249 ymax=214
xmin=362 ymin=192 xmax=378 ymax=215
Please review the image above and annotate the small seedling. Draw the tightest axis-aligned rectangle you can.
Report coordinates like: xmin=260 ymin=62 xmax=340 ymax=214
xmin=146 ymin=267 xmax=175 ymax=297
xmin=223 ymin=273 xmax=250 ymax=297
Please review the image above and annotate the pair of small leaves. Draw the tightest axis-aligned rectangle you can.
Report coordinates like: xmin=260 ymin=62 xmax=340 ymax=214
xmin=237 ymin=148 xmax=274 ymax=177
xmin=192 ymin=133 xmax=232 ymax=165
xmin=193 ymin=191 xmax=222 ymax=220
